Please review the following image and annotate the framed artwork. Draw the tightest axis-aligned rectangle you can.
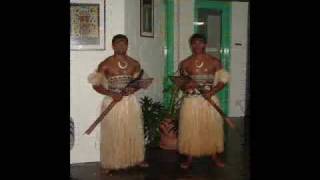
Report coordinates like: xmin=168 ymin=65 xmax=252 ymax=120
xmin=140 ymin=0 xmax=154 ymax=37
xmin=70 ymin=0 xmax=105 ymax=50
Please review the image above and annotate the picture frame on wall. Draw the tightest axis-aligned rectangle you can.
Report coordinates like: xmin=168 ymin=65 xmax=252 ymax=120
xmin=70 ymin=0 xmax=105 ymax=50
xmin=140 ymin=0 xmax=154 ymax=38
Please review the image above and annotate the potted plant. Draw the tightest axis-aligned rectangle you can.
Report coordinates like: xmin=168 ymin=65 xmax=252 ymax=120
xmin=159 ymin=82 xmax=184 ymax=150
xmin=140 ymin=78 xmax=184 ymax=150
xmin=140 ymin=96 xmax=166 ymax=148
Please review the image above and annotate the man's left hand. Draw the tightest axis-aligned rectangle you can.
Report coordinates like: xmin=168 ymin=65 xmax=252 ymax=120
xmin=203 ymin=89 xmax=216 ymax=100
xmin=122 ymin=87 xmax=136 ymax=96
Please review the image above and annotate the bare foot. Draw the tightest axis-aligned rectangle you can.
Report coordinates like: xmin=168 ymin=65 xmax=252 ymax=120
xmin=180 ymin=161 xmax=192 ymax=169
xmin=100 ymin=167 xmax=112 ymax=175
xmin=104 ymin=169 xmax=112 ymax=175
xmin=138 ymin=161 xmax=149 ymax=168
xmin=212 ymin=158 xmax=225 ymax=168
xmin=181 ymin=156 xmax=192 ymax=169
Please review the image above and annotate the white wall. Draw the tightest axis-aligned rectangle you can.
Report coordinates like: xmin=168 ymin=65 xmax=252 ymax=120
xmin=176 ymin=0 xmax=194 ymax=68
xmin=71 ymin=0 xmax=165 ymax=164
xmin=70 ymin=0 xmax=126 ymax=163
xmin=229 ymin=2 xmax=249 ymax=117
xmin=125 ymin=0 xmax=165 ymax=102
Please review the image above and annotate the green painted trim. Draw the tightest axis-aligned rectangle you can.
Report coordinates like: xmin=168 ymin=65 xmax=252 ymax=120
xmin=219 ymin=4 xmax=231 ymax=116
xmin=163 ymin=0 xmax=175 ymax=109
xmin=197 ymin=0 xmax=229 ymax=9
xmin=194 ymin=0 xmax=231 ymax=115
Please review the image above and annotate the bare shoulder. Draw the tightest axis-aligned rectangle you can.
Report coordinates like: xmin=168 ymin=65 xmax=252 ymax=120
xmin=207 ymin=54 xmax=222 ymax=69
xmin=97 ymin=56 xmax=112 ymax=71
xmin=127 ymin=56 xmax=140 ymax=65
xmin=127 ymin=56 xmax=141 ymax=69
xmin=179 ymin=56 xmax=192 ymax=67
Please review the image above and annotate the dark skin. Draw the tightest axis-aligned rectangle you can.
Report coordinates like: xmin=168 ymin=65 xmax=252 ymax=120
xmin=91 ymin=38 xmax=148 ymax=173
xmin=178 ymin=38 xmax=227 ymax=169
xmin=92 ymin=39 xmax=141 ymax=101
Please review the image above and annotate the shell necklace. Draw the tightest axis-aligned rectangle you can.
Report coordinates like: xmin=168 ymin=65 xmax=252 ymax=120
xmin=195 ymin=60 xmax=204 ymax=69
xmin=118 ymin=60 xmax=128 ymax=69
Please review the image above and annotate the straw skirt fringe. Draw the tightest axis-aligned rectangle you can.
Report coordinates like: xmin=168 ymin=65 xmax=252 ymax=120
xmin=178 ymin=95 xmax=224 ymax=157
xmin=100 ymin=95 xmax=145 ymax=170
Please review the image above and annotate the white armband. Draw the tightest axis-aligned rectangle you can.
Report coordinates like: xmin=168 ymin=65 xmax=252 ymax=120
xmin=88 ymin=71 xmax=107 ymax=86
xmin=215 ymin=69 xmax=230 ymax=84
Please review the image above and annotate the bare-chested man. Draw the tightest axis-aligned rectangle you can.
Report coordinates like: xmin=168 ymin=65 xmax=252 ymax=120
xmin=177 ymin=33 xmax=230 ymax=169
xmin=88 ymin=34 xmax=148 ymax=174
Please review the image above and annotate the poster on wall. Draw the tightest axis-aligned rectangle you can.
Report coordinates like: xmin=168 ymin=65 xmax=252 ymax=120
xmin=140 ymin=0 xmax=154 ymax=38
xmin=70 ymin=0 xmax=105 ymax=50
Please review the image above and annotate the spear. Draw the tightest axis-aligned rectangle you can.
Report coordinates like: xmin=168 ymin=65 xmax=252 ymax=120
xmin=169 ymin=76 xmax=237 ymax=130
xmin=84 ymin=70 xmax=153 ymax=135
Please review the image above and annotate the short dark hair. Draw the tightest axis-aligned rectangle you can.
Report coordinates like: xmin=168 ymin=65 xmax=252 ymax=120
xmin=112 ymin=34 xmax=128 ymax=44
xmin=189 ymin=33 xmax=207 ymax=45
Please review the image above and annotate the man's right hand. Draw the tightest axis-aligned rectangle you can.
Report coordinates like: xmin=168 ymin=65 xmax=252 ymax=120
xmin=184 ymin=80 xmax=198 ymax=90
xmin=111 ymin=92 xmax=123 ymax=102
xmin=183 ymin=80 xmax=198 ymax=94
xmin=122 ymin=87 xmax=136 ymax=96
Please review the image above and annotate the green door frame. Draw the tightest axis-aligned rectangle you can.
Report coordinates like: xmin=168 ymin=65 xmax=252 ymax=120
xmin=194 ymin=0 xmax=231 ymax=115
xmin=194 ymin=0 xmax=232 ymax=144
xmin=163 ymin=0 xmax=175 ymax=109
xmin=163 ymin=0 xmax=231 ymax=115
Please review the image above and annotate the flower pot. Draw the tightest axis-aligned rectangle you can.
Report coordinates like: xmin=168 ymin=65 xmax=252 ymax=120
xmin=159 ymin=118 xmax=177 ymax=150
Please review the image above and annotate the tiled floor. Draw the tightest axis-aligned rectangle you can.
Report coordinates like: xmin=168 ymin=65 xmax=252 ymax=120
xmin=71 ymin=118 xmax=250 ymax=180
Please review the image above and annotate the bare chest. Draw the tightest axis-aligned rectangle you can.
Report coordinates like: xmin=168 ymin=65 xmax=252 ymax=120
xmin=184 ymin=59 xmax=217 ymax=75
xmin=104 ymin=60 xmax=135 ymax=76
